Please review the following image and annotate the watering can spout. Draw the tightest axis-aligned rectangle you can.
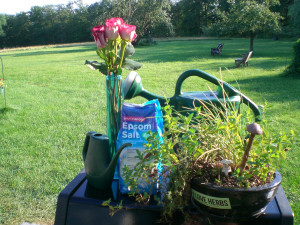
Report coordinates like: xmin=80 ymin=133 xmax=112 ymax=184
xmin=124 ymin=71 xmax=165 ymax=102
xmin=104 ymin=142 xmax=132 ymax=183
xmin=123 ymin=71 xmax=143 ymax=99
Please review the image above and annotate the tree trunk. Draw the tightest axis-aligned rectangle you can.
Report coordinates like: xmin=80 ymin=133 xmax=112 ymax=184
xmin=250 ymin=33 xmax=255 ymax=52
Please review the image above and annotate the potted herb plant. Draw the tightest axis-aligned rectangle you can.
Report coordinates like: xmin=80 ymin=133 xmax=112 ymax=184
xmin=122 ymin=98 xmax=295 ymax=224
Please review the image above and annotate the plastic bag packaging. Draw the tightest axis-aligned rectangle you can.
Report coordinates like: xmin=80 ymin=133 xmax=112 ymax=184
xmin=117 ymin=99 xmax=163 ymax=194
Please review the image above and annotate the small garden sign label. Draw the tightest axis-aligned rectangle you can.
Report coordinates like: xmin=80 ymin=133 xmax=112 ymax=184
xmin=192 ymin=189 xmax=231 ymax=209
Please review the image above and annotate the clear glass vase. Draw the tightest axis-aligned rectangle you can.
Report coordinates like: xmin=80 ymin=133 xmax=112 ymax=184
xmin=106 ymin=74 xmax=123 ymax=157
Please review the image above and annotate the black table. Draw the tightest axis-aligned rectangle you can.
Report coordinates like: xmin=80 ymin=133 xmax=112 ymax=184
xmin=54 ymin=170 xmax=294 ymax=225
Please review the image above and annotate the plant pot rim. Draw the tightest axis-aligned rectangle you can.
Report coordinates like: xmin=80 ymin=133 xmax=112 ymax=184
xmin=192 ymin=170 xmax=281 ymax=192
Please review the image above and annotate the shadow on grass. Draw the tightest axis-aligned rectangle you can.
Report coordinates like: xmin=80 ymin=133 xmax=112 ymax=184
xmin=235 ymin=73 xmax=300 ymax=103
xmin=211 ymin=55 xmax=290 ymax=71
xmin=9 ymin=45 xmax=95 ymax=57
xmin=135 ymin=40 xmax=291 ymax=70
xmin=7 ymin=39 xmax=293 ymax=71
xmin=134 ymin=39 xmax=249 ymax=63
xmin=0 ymin=107 xmax=16 ymax=120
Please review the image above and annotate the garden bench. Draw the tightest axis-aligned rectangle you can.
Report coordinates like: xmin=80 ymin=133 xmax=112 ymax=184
xmin=235 ymin=51 xmax=253 ymax=67
xmin=211 ymin=43 xmax=224 ymax=56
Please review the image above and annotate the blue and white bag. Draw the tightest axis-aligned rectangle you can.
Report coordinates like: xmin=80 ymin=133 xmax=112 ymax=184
xmin=117 ymin=99 xmax=163 ymax=194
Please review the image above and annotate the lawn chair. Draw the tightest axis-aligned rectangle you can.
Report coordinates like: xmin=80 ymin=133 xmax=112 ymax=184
xmin=235 ymin=51 xmax=253 ymax=68
xmin=211 ymin=43 xmax=224 ymax=56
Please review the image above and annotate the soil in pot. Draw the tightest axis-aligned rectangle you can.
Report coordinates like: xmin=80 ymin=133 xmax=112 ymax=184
xmin=194 ymin=161 xmax=275 ymax=188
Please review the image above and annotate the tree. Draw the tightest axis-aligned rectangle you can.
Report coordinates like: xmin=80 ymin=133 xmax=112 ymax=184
xmin=0 ymin=15 xmax=6 ymax=48
xmin=0 ymin=15 xmax=6 ymax=37
xmin=211 ymin=0 xmax=282 ymax=51
xmin=287 ymin=0 xmax=300 ymax=36
xmin=88 ymin=0 xmax=174 ymax=43
xmin=3 ymin=13 xmax=32 ymax=47
xmin=130 ymin=0 xmax=174 ymax=41
xmin=29 ymin=6 xmax=56 ymax=45
xmin=64 ymin=1 xmax=91 ymax=43
xmin=272 ymin=0 xmax=293 ymax=27
xmin=171 ymin=0 xmax=219 ymax=36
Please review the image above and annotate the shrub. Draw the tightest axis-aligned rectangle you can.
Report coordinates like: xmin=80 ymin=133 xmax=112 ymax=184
xmin=152 ymin=20 xmax=175 ymax=38
xmin=287 ymin=38 xmax=300 ymax=77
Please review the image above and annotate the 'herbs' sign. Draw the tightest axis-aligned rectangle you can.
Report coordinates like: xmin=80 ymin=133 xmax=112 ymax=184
xmin=192 ymin=189 xmax=231 ymax=209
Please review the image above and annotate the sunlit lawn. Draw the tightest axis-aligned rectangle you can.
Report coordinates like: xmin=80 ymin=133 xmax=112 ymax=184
xmin=0 ymin=38 xmax=299 ymax=225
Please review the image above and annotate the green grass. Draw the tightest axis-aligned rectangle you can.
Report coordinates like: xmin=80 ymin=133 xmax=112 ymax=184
xmin=0 ymin=38 xmax=299 ymax=225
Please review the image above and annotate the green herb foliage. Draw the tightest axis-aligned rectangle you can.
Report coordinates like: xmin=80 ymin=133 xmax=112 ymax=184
xmin=123 ymin=98 xmax=295 ymax=223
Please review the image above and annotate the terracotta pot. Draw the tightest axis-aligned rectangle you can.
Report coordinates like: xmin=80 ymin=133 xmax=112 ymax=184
xmin=191 ymin=171 xmax=281 ymax=222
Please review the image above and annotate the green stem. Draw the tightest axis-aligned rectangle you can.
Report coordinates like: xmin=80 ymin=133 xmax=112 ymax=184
xmin=119 ymin=41 xmax=127 ymax=68
xmin=114 ymin=40 xmax=117 ymax=59
xmin=108 ymin=41 xmax=113 ymax=73
xmin=102 ymin=48 xmax=110 ymax=74
xmin=113 ymin=75 xmax=117 ymax=111
xmin=114 ymin=40 xmax=118 ymax=73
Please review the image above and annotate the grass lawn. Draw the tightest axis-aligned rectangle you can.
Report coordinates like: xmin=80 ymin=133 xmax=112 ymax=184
xmin=0 ymin=38 xmax=299 ymax=225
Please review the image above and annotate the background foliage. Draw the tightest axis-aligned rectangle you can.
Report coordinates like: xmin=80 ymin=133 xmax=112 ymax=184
xmin=207 ymin=0 xmax=282 ymax=51
xmin=0 ymin=0 xmax=300 ymax=49
xmin=287 ymin=38 xmax=300 ymax=76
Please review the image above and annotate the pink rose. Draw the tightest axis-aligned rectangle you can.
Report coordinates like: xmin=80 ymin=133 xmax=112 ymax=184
xmin=119 ymin=23 xmax=137 ymax=42
xmin=91 ymin=25 xmax=107 ymax=49
xmin=114 ymin=17 xmax=124 ymax=26
xmin=105 ymin=17 xmax=124 ymax=40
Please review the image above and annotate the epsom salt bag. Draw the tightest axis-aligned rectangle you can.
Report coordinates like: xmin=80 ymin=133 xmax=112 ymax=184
xmin=117 ymin=99 xmax=163 ymax=194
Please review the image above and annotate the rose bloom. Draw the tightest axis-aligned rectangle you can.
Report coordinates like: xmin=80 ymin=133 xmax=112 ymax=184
xmin=105 ymin=17 xmax=124 ymax=40
xmin=119 ymin=23 xmax=137 ymax=42
xmin=91 ymin=25 xmax=107 ymax=49
xmin=114 ymin=17 xmax=124 ymax=26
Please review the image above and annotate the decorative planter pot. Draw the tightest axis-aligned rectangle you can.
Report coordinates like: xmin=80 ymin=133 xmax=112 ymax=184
xmin=191 ymin=171 xmax=282 ymax=222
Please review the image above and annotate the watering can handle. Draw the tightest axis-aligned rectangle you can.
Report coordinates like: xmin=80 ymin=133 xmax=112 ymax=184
xmin=174 ymin=69 xmax=261 ymax=121
xmin=175 ymin=69 xmax=236 ymax=95
xmin=82 ymin=131 xmax=97 ymax=161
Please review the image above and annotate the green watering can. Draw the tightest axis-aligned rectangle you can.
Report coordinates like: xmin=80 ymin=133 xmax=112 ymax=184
xmin=82 ymin=131 xmax=131 ymax=190
xmin=123 ymin=69 xmax=261 ymax=120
